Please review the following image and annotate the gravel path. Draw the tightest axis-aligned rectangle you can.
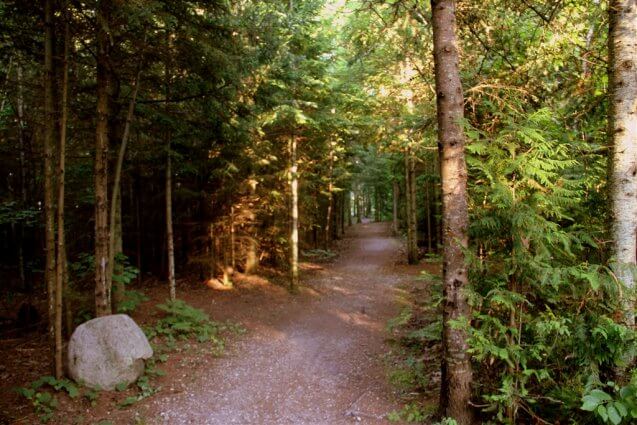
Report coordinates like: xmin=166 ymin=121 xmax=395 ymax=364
xmin=146 ymin=221 xmax=405 ymax=424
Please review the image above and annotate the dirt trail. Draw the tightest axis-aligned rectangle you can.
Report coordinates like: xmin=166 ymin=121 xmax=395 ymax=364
xmin=145 ymin=221 xmax=407 ymax=424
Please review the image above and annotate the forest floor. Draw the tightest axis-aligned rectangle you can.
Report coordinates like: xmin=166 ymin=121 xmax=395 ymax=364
xmin=2 ymin=222 xmax=432 ymax=424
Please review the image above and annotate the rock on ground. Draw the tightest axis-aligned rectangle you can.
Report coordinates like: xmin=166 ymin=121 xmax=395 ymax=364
xmin=67 ymin=314 xmax=153 ymax=390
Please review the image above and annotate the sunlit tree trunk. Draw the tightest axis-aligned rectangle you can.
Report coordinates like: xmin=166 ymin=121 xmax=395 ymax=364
xmin=246 ymin=233 xmax=258 ymax=274
xmin=610 ymin=0 xmax=637 ymax=325
xmin=325 ymin=141 xmax=334 ymax=248
xmin=54 ymin=11 xmax=70 ymax=379
xmin=290 ymin=133 xmax=300 ymax=290
xmin=165 ymin=33 xmax=176 ymax=301
xmin=431 ymin=0 xmax=473 ymax=422
xmin=230 ymin=206 xmax=236 ymax=270
xmin=95 ymin=0 xmax=112 ymax=316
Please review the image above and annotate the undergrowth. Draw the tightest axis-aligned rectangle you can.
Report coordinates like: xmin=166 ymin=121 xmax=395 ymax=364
xmin=15 ymin=377 xmax=80 ymax=422
xmin=386 ymin=270 xmax=443 ymax=423
xmin=17 ymin=299 xmax=244 ymax=422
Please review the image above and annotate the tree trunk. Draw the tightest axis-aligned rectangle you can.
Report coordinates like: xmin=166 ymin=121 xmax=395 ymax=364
xmin=165 ymin=33 xmax=176 ymax=301
xmin=230 ymin=206 xmax=236 ymax=270
xmin=431 ymin=0 xmax=473 ymax=422
xmin=44 ymin=0 xmax=57 ymax=374
xmin=325 ymin=142 xmax=334 ymax=249
xmin=393 ymin=180 xmax=399 ymax=235
xmin=405 ymin=150 xmax=418 ymax=264
xmin=610 ymin=0 xmax=637 ymax=325
xmin=425 ymin=167 xmax=433 ymax=253
xmin=94 ymin=0 xmax=112 ymax=317
xmin=135 ymin=171 xmax=142 ymax=285
xmin=166 ymin=148 xmax=176 ymax=300
xmin=245 ymin=232 xmax=258 ymax=274
xmin=290 ymin=134 xmax=300 ymax=291
xmin=109 ymin=62 xmax=143 ymax=311
xmin=409 ymin=154 xmax=418 ymax=258
xmin=17 ymin=63 xmax=27 ymax=292
xmin=54 ymin=12 xmax=70 ymax=379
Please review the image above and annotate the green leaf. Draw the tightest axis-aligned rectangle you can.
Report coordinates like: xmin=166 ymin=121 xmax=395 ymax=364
xmin=607 ymin=404 xmax=622 ymax=425
xmin=591 ymin=389 xmax=613 ymax=402
xmin=582 ymin=395 xmax=600 ymax=411
xmin=614 ymin=401 xmax=628 ymax=417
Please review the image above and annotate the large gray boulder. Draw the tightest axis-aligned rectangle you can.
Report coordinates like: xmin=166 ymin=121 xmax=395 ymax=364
xmin=67 ymin=314 xmax=153 ymax=390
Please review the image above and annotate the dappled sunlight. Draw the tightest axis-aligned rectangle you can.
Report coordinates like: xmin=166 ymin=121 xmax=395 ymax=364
xmin=204 ymin=278 xmax=233 ymax=291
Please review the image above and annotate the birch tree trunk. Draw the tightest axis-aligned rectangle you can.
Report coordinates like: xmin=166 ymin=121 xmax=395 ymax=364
xmin=431 ymin=0 xmax=473 ymax=422
xmin=610 ymin=0 xmax=637 ymax=325
xmin=94 ymin=0 xmax=112 ymax=316
xmin=290 ymin=134 xmax=300 ymax=291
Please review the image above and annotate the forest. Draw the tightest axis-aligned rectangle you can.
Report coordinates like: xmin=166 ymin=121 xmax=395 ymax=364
xmin=0 ymin=0 xmax=635 ymax=424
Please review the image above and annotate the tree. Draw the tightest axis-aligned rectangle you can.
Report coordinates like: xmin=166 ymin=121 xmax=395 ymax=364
xmin=54 ymin=3 xmax=70 ymax=379
xmin=94 ymin=0 xmax=112 ymax=317
xmin=430 ymin=0 xmax=473 ymax=422
xmin=43 ymin=0 xmax=57 ymax=373
xmin=609 ymin=0 xmax=637 ymax=325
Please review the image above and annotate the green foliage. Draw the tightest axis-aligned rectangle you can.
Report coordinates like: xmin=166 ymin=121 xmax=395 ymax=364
xmin=116 ymin=290 xmax=148 ymax=313
xmin=0 ymin=201 xmax=39 ymax=226
xmin=15 ymin=376 xmax=79 ymax=422
xmin=145 ymin=299 xmax=225 ymax=352
xmin=301 ymin=249 xmax=337 ymax=261
xmin=112 ymin=253 xmax=140 ymax=287
xmin=582 ymin=379 xmax=637 ymax=425
xmin=117 ymin=376 xmax=158 ymax=409
xmin=465 ymin=105 xmax=634 ymax=423
xmin=83 ymin=389 xmax=100 ymax=406
xmin=387 ymin=402 xmax=432 ymax=423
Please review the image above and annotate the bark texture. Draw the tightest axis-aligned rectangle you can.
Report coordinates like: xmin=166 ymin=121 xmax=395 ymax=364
xmin=610 ymin=0 xmax=637 ymax=325
xmin=43 ymin=0 xmax=57 ymax=372
xmin=431 ymin=0 xmax=473 ymax=423
xmin=95 ymin=0 xmax=112 ymax=316
xmin=54 ymin=11 xmax=70 ymax=379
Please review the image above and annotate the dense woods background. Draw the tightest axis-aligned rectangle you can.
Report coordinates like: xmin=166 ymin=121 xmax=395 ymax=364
xmin=2 ymin=0 xmax=637 ymax=424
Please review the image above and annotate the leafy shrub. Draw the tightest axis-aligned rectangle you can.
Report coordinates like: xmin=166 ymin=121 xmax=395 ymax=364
xmin=145 ymin=299 xmax=225 ymax=352
xmin=582 ymin=378 xmax=637 ymax=424
xmin=15 ymin=376 xmax=79 ymax=422
xmin=465 ymin=107 xmax=636 ymax=423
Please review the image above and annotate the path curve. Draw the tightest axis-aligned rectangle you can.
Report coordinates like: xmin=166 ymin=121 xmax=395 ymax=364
xmin=149 ymin=222 xmax=404 ymax=424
